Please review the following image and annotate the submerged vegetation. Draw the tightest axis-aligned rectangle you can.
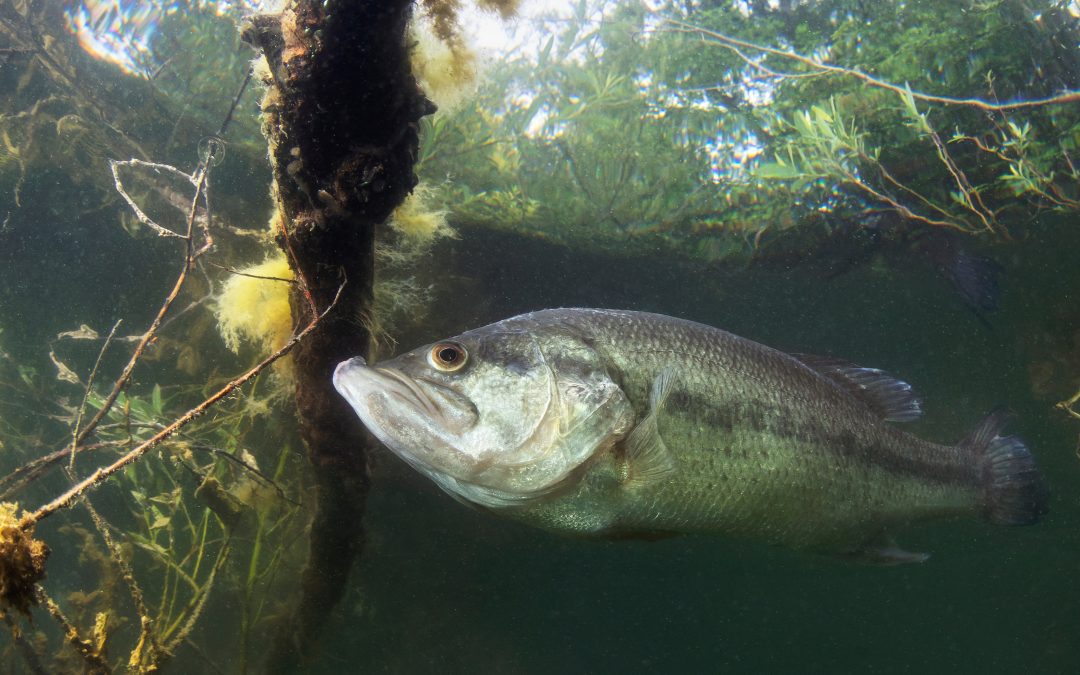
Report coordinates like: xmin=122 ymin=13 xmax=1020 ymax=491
xmin=0 ymin=0 xmax=1078 ymax=671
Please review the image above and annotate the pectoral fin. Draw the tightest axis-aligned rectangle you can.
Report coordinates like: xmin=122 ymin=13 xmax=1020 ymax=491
xmin=622 ymin=368 xmax=678 ymax=488
xmin=842 ymin=534 xmax=930 ymax=566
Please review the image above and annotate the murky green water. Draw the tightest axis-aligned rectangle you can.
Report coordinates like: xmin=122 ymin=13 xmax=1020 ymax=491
xmin=1 ymin=1 xmax=1078 ymax=672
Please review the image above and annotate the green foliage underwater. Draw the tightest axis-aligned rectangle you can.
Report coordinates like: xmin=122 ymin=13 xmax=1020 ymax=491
xmin=1 ymin=0 xmax=1079 ymax=672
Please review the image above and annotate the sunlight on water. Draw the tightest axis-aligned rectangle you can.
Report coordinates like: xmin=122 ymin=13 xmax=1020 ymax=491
xmin=63 ymin=0 xmax=277 ymax=76
xmin=64 ymin=0 xmax=161 ymax=76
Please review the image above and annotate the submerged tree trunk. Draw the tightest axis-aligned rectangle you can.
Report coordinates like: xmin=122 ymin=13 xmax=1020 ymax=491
xmin=243 ymin=1 xmax=434 ymax=669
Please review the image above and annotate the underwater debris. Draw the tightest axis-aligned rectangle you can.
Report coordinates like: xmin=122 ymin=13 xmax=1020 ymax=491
xmin=195 ymin=477 xmax=247 ymax=530
xmin=0 ymin=503 xmax=49 ymax=616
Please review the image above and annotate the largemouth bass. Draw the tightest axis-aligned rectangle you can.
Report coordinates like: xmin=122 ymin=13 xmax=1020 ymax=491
xmin=333 ymin=309 xmax=1047 ymax=562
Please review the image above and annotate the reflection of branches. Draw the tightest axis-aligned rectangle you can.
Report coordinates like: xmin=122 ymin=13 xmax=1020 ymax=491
xmin=780 ymin=103 xmax=981 ymax=234
xmin=665 ymin=20 xmax=1080 ymax=111
xmin=554 ymin=138 xmax=596 ymax=204
xmin=0 ymin=3 xmax=151 ymax=160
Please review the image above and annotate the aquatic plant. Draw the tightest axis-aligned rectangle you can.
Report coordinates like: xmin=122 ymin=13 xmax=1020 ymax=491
xmin=0 ymin=7 xmax=329 ymax=666
xmin=214 ymin=253 xmax=296 ymax=378
xmin=0 ymin=168 xmax=323 ymax=671
xmin=0 ymin=502 xmax=47 ymax=617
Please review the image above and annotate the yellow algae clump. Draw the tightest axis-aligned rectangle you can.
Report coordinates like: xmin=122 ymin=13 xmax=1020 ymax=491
xmin=388 ymin=186 xmax=452 ymax=242
xmin=0 ymin=502 xmax=49 ymax=615
xmin=409 ymin=18 xmax=477 ymax=112
xmin=413 ymin=0 xmax=521 ymax=111
xmin=214 ymin=253 xmax=295 ymax=367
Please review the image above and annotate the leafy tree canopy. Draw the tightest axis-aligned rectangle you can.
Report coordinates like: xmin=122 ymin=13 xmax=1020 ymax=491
xmin=418 ymin=0 xmax=1080 ymax=263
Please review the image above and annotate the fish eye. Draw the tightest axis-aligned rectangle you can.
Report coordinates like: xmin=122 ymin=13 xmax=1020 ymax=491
xmin=428 ymin=342 xmax=468 ymax=372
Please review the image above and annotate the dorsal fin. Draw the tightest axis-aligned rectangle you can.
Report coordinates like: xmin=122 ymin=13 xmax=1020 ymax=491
xmin=792 ymin=354 xmax=923 ymax=422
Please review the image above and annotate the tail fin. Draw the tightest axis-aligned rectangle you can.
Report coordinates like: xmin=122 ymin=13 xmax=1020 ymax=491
xmin=961 ymin=410 xmax=1049 ymax=526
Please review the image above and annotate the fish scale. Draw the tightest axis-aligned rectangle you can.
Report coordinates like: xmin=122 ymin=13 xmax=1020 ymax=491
xmin=540 ymin=309 xmax=976 ymax=550
xmin=334 ymin=308 xmax=1048 ymax=562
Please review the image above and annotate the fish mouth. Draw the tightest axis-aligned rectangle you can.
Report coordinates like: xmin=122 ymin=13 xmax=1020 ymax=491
xmin=332 ymin=357 xmax=477 ymax=438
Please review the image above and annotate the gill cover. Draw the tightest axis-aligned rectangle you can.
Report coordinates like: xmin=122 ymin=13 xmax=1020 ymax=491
xmin=334 ymin=322 xmax=635 ymax=510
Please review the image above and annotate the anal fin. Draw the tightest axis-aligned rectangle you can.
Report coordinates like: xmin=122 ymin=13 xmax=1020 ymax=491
xmin=842 ymin=534 xmax=930 ymax=566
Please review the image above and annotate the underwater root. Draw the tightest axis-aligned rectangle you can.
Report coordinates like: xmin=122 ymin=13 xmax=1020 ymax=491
xmin=0 ymin=503 xmax=49 ymax=616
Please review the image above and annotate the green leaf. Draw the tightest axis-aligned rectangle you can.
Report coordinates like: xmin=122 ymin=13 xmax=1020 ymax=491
xmin=151 ymin=384 xmax=163 ymax=416
xmin=537 ymin=36 xmax=555 ymax=68
xmin=753 ymin=162 xmax=802 ymax=180
xmin=811 ymin=105 xmax=833 ymax=124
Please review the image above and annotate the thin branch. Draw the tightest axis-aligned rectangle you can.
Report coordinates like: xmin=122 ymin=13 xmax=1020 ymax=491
xmin=665 ymin=20 xmax=1080 ymax=111
xmin=0 ymin=440 xmax=127 ymax=501
xmin=70 ymin=320 xmax=121 ymax=470
xmin=75 ymin=160 xmax=211 ymax=447
xmin=1057 ymin=389 xmax=1080 ymax=422
xmin=206 ymin=260 xmax=295 ymax=283
xmin=20 ymin=281 xmax=344 ymax=529
xmin=923 ymin=124 xmax=1001 ymax=235
xmin=874 ymin=161 xmax=965 ymax=223
xmin=75 ymin=493 xmax=160 ymax=666
xmin=217 ymin=67 xmax=253 ymax=138
xmin=840 ymin=164 xmax=973 ymax=233
xmin=108 ymin=160 xmax=194 ymax=239
xmin=39 ymin=588 xmax=111 ymax=674
xmin=187 ymin=444 xmax=299 ymax=506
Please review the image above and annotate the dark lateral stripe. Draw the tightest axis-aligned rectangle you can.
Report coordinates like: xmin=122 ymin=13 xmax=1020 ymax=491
xmin=666 ymin=390 xmax=975 ymax=485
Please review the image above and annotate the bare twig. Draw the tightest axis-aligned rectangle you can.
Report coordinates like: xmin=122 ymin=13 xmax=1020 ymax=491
xmin=20 ymin=282 xmax=344 ymax=529
xmin=70 ymin=320 xmax=121 ymax=470
xmin=1058 ymin=389 xmax=1080 ymax=422
xmin=206 ymin=260 xmax=295 ymax=283
xmin=187 ymin=444 xmax=299 ymax=505
xmin=39 ymin=589 xmax=111 ymax=674
xmin=109 ymin=160 xmax=197 ymax=239
xmin=841 ymin=162 xmax=970 ymax=233
xmin=76 ymin=159 xmax=212 ymax=448
xmin=0 ymin=440 xmax=127 ymax=500
xmin=217 ymin=68 xmax=253 ymax=138
xmin=922 ymin=124 xmax=1001 ymax=235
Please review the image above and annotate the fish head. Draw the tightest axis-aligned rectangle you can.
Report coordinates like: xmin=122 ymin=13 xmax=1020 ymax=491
xmin=333 ymin=321 xmax=633 ymax=508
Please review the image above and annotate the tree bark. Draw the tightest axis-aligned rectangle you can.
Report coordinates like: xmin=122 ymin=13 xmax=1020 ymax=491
xmin=243 ymin=1 xmax=434 ymax=669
